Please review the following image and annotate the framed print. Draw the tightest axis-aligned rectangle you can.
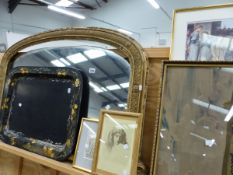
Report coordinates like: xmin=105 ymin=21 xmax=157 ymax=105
xmin=93 ymin=110 xmax=143 ymax=175
xmin=171 ymin=4 xmax=233 ymax=61
xmin=151 ymin=61 xmax=233 ymax=175
xmin=73 ymin=118 xmax=99 ymax=172
xmin=0 ymin=66 xmax=89 ymax=160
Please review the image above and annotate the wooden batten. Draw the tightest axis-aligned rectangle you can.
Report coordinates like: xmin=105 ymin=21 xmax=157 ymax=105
xmin=141 ymin=48 xmax=169 ymax=173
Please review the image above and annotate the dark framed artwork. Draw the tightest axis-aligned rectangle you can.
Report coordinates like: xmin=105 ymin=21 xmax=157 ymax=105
xmin=0 ymin=66 xmax=88 ymax=160
xmin=151 ymin=61 xmax=233 ymax=175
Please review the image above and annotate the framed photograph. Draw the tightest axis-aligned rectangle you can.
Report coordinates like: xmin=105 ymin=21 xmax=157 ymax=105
xmin=93 ymin=110 xmax=143 ymax=175
xmin=73 ymin=118 xmax=99 ymax=172
xmin=170 ymin=4 xmax=233 ymax=61
xmin=151 ymin=61 xmax=233 ymax=175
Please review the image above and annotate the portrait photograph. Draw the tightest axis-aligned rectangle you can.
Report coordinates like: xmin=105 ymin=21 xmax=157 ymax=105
xmin=93 ymin=110 xmax=142 ymax=175
xmin=151 ymin=61 xmax=233 ymax=175
xmin=170 ymin=4 xmax=233 ymax=60
xmin=73 ymin=118 xmax=99 ymax=173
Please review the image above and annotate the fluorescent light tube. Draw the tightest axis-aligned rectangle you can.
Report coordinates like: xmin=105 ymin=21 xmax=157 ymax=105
xmin=147 ymin=0 xmax=160 ymax=9
xmin=84 ymin=49 xmax=106 ymax=59
xmin=193 ymin=98 xmax=233 ymax=123
xmin=106 ymin=114 xmax=124 ymax=129
xmin=192 ymin=99 xmax=228 ymax=115
xmin=83 ymin=123 xmax=96 ymax=136
xmin=128 ymin=124 xmax=137 ymax=129
xmin=224 ymin=105 xmax=233 ymax=122
xmin=89 ymin=81 xmax=103 ymax=93
xmin=118 ymin=104 xmax=124 ymax=107
xmin=55 ymin=0 xmax=73 ymax=7
xmin=48 ymin=5 xmax=86 ymax=19
xmin=118 ymin=103 xmax=127 ymax=107
xmin=106 ymin=84 xmax=121 ymax=91
xmin=67 ymin=53 xmax=88 ymax=63
xmin=101 ymin=87 xmax=108 ymax=92
xmin=51 ymin=59 xmax=66 ymax=67
xmin=120 ymin=82 xmax=129 ymax=88
xmin=190 ymin=132 xmax=216 ymax=147
xmin=59 ymin=58 xmax=71 ymax=65
xmin=221 ymin=68 xmax=233 ymax=74
xmin=117 ymin=29 xmax=133 ymax=35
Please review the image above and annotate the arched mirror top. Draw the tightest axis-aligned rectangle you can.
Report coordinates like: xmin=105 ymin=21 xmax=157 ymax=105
xmin=1 ymin=27 xmax=148 ymax=114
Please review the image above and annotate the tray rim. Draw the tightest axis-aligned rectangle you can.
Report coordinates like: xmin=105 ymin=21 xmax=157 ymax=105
xmin=0 ymin=66 xmax=84 ymax=161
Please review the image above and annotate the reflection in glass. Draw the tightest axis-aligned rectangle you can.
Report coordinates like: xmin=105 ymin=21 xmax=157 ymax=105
xmin=73 ymin=119 xmax=98 ymax=172
xmin=11 ymin=45 xmax=130 ymax=117
xmin=97 ymin=113 xmax=138 ymax=175
xmin=156 ymin=66 xmax=233 ymax=175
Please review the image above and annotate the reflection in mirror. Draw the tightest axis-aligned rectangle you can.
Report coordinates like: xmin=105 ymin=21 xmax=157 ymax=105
xmin=153 ymin=63 xmax=233 ymax=175
xmin=10 ymin=43 xmax=130 ymax=117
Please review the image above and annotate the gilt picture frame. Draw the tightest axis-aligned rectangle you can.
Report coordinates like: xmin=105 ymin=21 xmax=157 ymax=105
xmin=73 ymin=118 xmax=99 ymax=173
xmin=93 ymin=110 xmax=142 ymax=175
xmin=151 ymin=61 xmax=233 ymax=175
xmin=170 ymin=3 xmax=233 ymax=61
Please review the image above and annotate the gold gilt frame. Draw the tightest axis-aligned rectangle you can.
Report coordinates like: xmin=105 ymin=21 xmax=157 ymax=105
xmin=93 ymin=110 xmax=143 ymax=175
xmin=0 ymin=27 xmax=148 ymax=113
xmin=0 ymin=53 xmax=4 ymax=59
xmin=150 ymin=61 xmax=233 ymax=175
xmin=73 ymin=118 xmax=99 ymax=173
xmin=0 ymin=53 xmax=4 ymax=97
xmin=170 ymin=3 xmax=233 ymax=60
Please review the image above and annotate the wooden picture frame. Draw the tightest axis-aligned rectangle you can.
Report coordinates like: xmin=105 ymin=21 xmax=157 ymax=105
xmin=151 ymin=61 xmax=233 ymax=175
xmin=73 ymin=118 xmax=99 ymax=173
xmin=93 ymin=110 xmax=143 ymax=175
xmin=170 ymin=3 xmax=233 ymax=61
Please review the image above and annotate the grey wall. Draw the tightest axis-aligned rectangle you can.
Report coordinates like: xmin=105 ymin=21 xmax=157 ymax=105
xmin=73 ymin=0 xmax=233 ymax=47
xmin=2 ymin=0 xmax=233 ymax=47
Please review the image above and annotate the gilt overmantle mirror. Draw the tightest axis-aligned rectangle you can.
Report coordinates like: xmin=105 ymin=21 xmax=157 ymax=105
xmin=0 ymin=27 xmax=148 ymax=161
xmin=0 ymin=28 xmax=148 ymax=115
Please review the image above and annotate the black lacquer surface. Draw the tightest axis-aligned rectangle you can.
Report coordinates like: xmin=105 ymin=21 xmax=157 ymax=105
xmin=9 ymin=77 xmax=73 ymax=144
xmin=0 ymin=67 xmax=89 ymax=160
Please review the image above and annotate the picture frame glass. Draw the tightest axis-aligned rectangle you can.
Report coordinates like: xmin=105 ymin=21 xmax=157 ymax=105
xmin=154 ymin=63 xmax=233 ymax=175
xmin=95 ymin=111 xmax=140 ymax=175
xmin=171 ymin=5 xmax=233 ymax=61
xmin=73 ymin=119 xmax=98 ymax=172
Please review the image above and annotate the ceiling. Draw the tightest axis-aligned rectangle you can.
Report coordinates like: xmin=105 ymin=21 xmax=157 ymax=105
xmin=5 ymin=0 xmax=233 ymax=47
xmin=8 ymin=0 xmax=109 ymax=13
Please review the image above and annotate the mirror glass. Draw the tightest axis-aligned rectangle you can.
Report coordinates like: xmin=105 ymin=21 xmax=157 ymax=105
xmin=9 ymin=40 xmax=130 ymax=117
